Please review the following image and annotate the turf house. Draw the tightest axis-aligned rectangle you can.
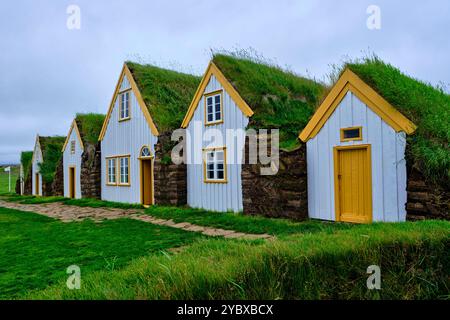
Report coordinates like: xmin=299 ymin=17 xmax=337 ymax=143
xmin=98 ymin=62 xmax=201 ymax=205
xmin=31 ymin=135 xmax=66 ymax=196
xmin=300 ymin=57 xmax=449 ymax=222
xmin=15 ymin=151 xmax=33 ymax=195
xmin=61 ymin=113 xmax=105 ymax=199
xmin=181 ymin=53 xmax=325 ymax=218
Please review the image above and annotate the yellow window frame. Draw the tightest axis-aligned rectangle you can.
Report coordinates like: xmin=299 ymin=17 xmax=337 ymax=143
xmin=204 ymin=90 xmax=224 ymax=126
xmin=203 ymin=146 xmax=228 ymax=184
xmin=118 ymin=89 xmax=132 ymax=122
xmin=340 ymin=126 xmax=363 ymax=142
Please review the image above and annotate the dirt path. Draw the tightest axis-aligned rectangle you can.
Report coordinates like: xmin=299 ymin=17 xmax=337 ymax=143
xmin=0 ymin=200 xmax=273 ymax=240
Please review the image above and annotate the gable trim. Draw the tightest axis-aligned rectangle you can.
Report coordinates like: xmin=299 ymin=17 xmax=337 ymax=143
xmin=98 ymin=64 xmax=159 ymax=141
xmin=299 ymin=69 xmax=417 ymax=142
xmin=62 ymin=120 xmax=84 ymax=152
xmin=181 ymin=61 xmax=254 ymax=128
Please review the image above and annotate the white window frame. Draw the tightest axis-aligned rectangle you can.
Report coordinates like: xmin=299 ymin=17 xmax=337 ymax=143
xmin=119 ymin=156 xmax=130 ymax=185
xmin=119 ymin=90 xmax=131 ymax=121
xmin=203 ymin=147 xmax=227 ymax=183
xmin=107 ymin=158 xmax=117 ymax=185
xmin=204 ymin=90 xmax=223 ymax=125
xmin=70 ymin=141 xmax=76 ymax=154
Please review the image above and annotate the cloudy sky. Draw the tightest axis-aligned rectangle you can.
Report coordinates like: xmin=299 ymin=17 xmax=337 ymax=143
xmin=0 ymin=0 xmax=448 ymax=164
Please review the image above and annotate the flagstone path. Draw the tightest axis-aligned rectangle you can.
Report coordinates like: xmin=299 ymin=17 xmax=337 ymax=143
xmin=0 ymin=200 xmax=273 ymax=240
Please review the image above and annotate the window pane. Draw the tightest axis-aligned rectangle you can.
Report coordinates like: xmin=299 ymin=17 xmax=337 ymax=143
xmin=215 ymin=95 xmax=220 ymax=104
xmin=207 ymin=114 xmax=213 ymax=122
xmin=207 ymin=170 xmax=214 ymax=179
xmin=343 ymin=128 xmax=361 ymax=139
xmin=207 ymin=163 xmax=214 ymax=171
xmin=216 ymin=151 xmax=224 ymax=161
xmin=217 ymin=163 xmax=224 ymax=170
xmin=215 ymin=112 xmax=221 ymax=120
xmin=207 ymin=104 xmax=213 ymax=114
xmin=207 ymin=97 xmax=213 ymax=105
xmin=217 ymin=170 xmax=224 ymax=180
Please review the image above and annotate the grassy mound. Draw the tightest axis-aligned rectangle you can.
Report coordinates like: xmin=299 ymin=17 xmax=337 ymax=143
xmin=20 ymin=151 xmax=33 ymax=179
xmin=345 ymin=56 xmax=450 ymax=186
xmin=126 ymin=62 xmax=201 ymax=133
xmin=213 ymin=51 xmax=325 ymax=150
xmin=75 ymin=113 xmax=105 ymax=145
xmin=29 ymin=220 xmax=450 ymax=300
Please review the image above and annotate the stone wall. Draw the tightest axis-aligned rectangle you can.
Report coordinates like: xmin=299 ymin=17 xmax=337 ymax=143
xmin=80 ymin=142 xmax=102 ymax=199
xmin=406 ymin=168 xmax=449 ymax=221
xmin=51 ymin=159 xmax=64 ymax=196
xmin=241 ymin=134 xmax=308 ymax=220
xmin=153 ymin=132 xmax=187 ymax=206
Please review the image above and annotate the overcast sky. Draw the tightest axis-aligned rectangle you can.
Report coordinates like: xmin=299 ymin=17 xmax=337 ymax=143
xmin=0 ymin=0 xmax=449 ymax=164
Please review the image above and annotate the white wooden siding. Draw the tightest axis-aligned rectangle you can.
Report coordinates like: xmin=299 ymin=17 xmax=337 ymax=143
xmin=101 ymin=74 xmax=158 ymax=204
xmin=186 ymin=75 xmax=249 ymax=212
xmin=63 ymin=127 xmax=82 ymax=198
xmin=306 ymin=91 xmax=407 ymax=222
xmin=31 ymin=141 xmax=43 ymax=196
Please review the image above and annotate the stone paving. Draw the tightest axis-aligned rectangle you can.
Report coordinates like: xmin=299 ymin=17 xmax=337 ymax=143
xmin=0 ymin=200 xmax=273 ymax=240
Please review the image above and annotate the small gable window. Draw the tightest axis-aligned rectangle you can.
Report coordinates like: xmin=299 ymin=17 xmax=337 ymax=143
xmin=140 ymin=146 xmax=152 ymax=158
xmin=119 ymin=91 xmax=130 ymax=121
xmin=203 ymin=147 xmax=227 ymax=183
xmin=70 ymin=141 xmax=76 ymax=154
xmin=340 ymin=127 xmax=362 ymax=142
xmin=205 ymin=90 xmax=223 ymax=125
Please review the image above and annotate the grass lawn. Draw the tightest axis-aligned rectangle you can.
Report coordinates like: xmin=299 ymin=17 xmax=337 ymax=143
xmin=0 ymin=165 xmax=19 ymax=194
xmin=0 ymin=207 xmax=204 ymax=299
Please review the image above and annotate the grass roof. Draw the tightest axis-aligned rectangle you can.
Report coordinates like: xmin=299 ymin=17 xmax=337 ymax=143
xmin=126 ymin=62 xmax=201 ymax=133
xmin=344 ymin=56 xmax=449 ymax=185
xmin=212 ymin=52 xmax=326 ymax=150
xmin=38 ymin=136 xmax=66 ymax=184
xmin=20 ymin=151 xmax=33 ymax=179
xmin=75 ymin=113 xmax=105 ymax=145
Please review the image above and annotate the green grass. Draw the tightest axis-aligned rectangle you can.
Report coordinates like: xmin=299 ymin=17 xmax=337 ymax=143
xmin=75 ymin=113 xmax=105 ymax=145
xmin=144 ymin=205 xmax=354 ymax=237
xmin=0 ymin=165 xmax=19 ymax=194
xmin=213 ymin=50 xmax=325 ymax=150
xmin=0 ymin=207 xmax=204 ymax=298
xmin=20 ymin=151 xmax=33 ymax=180
xmin=38 ymin=136 xmax=66 ymax=184
xmin=29 ymin=220 xmax=450 ymax=300
xmin=345 ymin=55 xmax=450 ymax=186
xmin=126 ymin=61 xmax=201 ymax=133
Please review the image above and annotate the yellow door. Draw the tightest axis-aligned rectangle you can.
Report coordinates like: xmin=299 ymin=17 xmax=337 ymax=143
xmin=35 ymin=173 xmax=40 ymax=196
xmin=334 ymin=145 xmax=372 ymax=223
xmin=141 ymin=159 xmax=153 ymax=206
xmin=69 ymin=167 xmax=75 ymax=199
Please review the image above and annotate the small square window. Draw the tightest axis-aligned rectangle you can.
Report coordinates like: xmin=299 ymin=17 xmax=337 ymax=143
xmin=341 ymin=127 xmax=362 ymax=141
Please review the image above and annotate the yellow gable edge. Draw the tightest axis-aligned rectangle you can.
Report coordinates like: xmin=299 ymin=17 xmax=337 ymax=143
xmin=62 ymin=120 xmax=84 ymax=152
xmin=299 ymin=69 xmax=417 ymax=142
xmin=98 ymin=64 xmax=159 ymax=141
xmin=181 ymin=61 xmax=254 ymax=128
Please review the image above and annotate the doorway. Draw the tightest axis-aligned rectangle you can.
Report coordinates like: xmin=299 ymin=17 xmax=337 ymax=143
xmin=140 ymin=159 xmax=153 ymax=206
xmin=334 ymin=145 xmax=372 ymax=223
xmin=35 ymin=173 xmax=40 ymax=196
xmin=69 ymin=167 xmax=76 ymax=198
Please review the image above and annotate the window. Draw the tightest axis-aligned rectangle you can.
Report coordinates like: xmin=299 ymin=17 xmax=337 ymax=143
xmin=340 ymin=127 xmax=362 ymax=142
xmin=107 ymin=158 xmax=117 ymax=185
xmin=203 ymin=147 xmax=227 ymax=183
xmin=205 ymin=90 xmax=223 ymax=125
xmin=119 ymin=91 xmax=130 ymax=121
xmin=119 ymin=157 xmax=130 ymax=185
xmin=140 ymin=146 xmax=151 ymax=158
xmin=70 ymin=141 xmax=76 ymax=154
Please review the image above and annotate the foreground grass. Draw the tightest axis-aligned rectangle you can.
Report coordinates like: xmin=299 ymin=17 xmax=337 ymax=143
xmin=0 ymin=207 xmax=203 ymax=299
xmin=29 ymin=220 xmax=450 ymax=300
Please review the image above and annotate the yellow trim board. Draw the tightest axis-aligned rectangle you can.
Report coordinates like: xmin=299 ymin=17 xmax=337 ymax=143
xmin=62 ymin=120 xmax=84 ymax=152
xmin=99 ymin=63 xmax=159 ymax=141
xmin=299 ymin=69 xmax=417 ymax=142
xmin=181 ymin=61 xmax=254 ymax=128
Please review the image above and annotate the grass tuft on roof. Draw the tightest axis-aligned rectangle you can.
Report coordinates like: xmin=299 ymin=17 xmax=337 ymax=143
xmin=38 ymin=136 xmax=66 ymax=184
xmin=212 ymin=50 xmax=326 ymax=150
xmin=342 ymin=55 xmax=449 ymax=185
xmin=75 ymin=113 xmax=105 ymax=145
xmin=125 ymin=62 xmax=201 ymax=133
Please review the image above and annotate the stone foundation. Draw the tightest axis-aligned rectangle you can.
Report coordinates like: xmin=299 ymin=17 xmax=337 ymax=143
xmin=242 ymin=134 xmax=308 ymax=220
xmin=153 ymin=132 xmax=187 ymax=206
xmin=80 ymin=142 xmax=102 ymax=199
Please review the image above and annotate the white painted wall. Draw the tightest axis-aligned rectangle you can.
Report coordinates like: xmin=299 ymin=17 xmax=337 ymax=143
xmin=306 ymin=91 xmax=407 ymax=222
xmin=186 ymin=75 xmax=249 ymax=212
xmin=101 ymin=74 xmax=158 ymax=204
xmin=31 ymin=140 xmax=43 ymax=196
xmin=63 ymin=126 xmax=82 ymax=199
